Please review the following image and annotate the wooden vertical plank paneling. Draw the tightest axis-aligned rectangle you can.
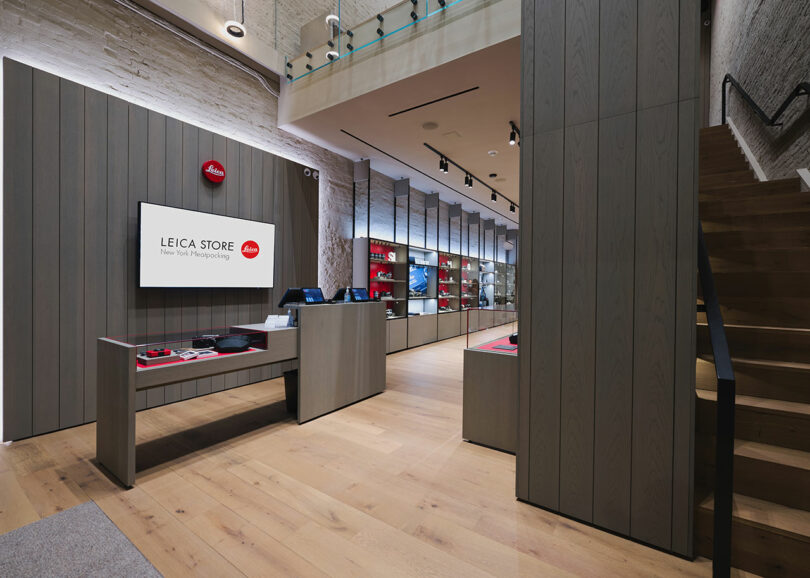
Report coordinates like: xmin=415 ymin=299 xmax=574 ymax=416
xmin=59 ymin=78 xmax=85 ymax=429
xmin=236 ymin=143 xmax=252 ymax=386
xmin=224 ymin=138 xmax=240 ymax=388
xmin=180 ymin=123 xmax=199 ymax=399
xmin=3 ymin=59 xmax=33 ymax=441
xmin=249 ymin=148 xmax=265 ymax=383
xmin=195 ymin=129 xmax=214 ymax=396
xmin=593 ymin=111 xmax=636 ymax=534
xmin=260 ymin=152 xmax=276 ymax=381
xmin=516 ymin=0 xmax=535 ymax=500
xmin=637 ymin=0 xmax=679 ymax=109
xmin=163 ymin=117 xmax=183 ymax=403
xmin=678 ymin=0 xmax=700 ymax=101
xmin=535 ymin=0 xmax=566 ymax=133
xmin=529 ymin=129 xmax=565 ymax=508
xmin=31 ymin=69 xmax=60 ymax=435
xmin=106 ymin=97 xmax=128 ymax=346
xmin=145 ymin=111 xmax=167 ymax=408
xmin=671 ymin=97 xmax=698 ymax=557
xmin=631 ymin=102 xmax=678 ymax=549
xmin=128 ymin=104 xmax=149 ymax=411
xmin=559 ymin=121 xmax=598 ymax=522
xmin=564 ymin=0 xmax=600 ymax=126
xmin=599 ymin=0 xmax=637 ymax=119
xmin=210 ymin=133 xmax=227 ymax=392
xmin=83 ymin=87 xmax=108 ymax=423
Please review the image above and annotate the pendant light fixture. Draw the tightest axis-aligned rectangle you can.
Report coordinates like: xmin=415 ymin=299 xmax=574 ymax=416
xmin=225 ymin=0 xmax=247 ymax=38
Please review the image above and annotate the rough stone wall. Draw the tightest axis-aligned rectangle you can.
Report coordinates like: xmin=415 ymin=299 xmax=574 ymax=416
xmin=200 ymin=0 xmax=400 ymax=59
xmin=0 ymin=0 xmax=354 ymax=296
xmin=709 ymin=0 xmax=810 ymax=178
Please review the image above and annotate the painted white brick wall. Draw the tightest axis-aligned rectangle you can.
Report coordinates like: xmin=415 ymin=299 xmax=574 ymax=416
xmin=710 ymin=0 xmax=810 ymax=179
xmin=0 ymin=0 xmax=356 ymax=295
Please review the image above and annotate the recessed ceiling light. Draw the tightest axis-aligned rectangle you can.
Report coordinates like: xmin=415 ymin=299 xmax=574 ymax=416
xmin=422 ymin=121 xmax=439 ymax=131
xmin=489 ymin=173 xmax=497 ymax=178
xmin=488 ymin=150 xmax=498 ymax=157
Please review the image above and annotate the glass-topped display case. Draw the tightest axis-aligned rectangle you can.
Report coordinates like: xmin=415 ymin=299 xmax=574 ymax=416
xmin=108 ymin=326 xmax=269 ymax=369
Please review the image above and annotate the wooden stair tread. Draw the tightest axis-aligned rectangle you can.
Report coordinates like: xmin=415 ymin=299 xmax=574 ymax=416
xmin=698 ymin=493 xmax=810 ymax=539
xmin=696 ymin=388 xmax=810 ymax=417
xmin=734 ymin=439 xmax=810 ymax=472
xmin=698 ymin=354 xmax=810 ymax=373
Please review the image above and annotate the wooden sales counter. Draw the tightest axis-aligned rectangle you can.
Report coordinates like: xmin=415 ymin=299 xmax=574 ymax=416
xmin=97 ymin=301 xmax=386 ymax=487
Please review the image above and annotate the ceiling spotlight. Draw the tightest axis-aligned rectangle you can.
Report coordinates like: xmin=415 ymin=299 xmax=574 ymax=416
xmin=225 ymin=20 xmax=246 ymax=38
xmin=510 ymin=203 xmax=516 ymax=213
xmin=326 ymin=51 xmax=339 ymax=61
xmin=439 ymin=156 xmax=448 ymax=173
xmin=491 ymin=191 xmax=497 ymax=203
xmin=508 ymin=121 xmax=520 ymax=146
xmin=438 ymin=0 xmax=446 ymax=6
xmin=225 ymin=0 xmax=246 ymax=38
xmin=464 ymin=174 xmax=471 ymax=187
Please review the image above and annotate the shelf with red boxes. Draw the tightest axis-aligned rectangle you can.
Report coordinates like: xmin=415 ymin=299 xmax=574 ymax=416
xmin=438 ymin=251 xmax=461 ymax=314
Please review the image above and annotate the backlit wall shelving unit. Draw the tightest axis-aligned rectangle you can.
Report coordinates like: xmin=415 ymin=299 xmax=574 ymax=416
xmin=351 ymin=162 xmax=518 ymax=353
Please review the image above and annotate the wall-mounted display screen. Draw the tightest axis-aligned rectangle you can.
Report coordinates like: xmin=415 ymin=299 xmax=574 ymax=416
xmin=409 ymin=265 xmax=428 ymax=295
xmin=139 ymin=202 xmax=275 ymax=288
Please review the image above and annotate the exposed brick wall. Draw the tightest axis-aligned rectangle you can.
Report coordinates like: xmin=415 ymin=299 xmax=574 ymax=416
xmin=709 ymin=0 xmax=810 ymax=179
xmin=0 ymin=0 xmax=355 ymax=296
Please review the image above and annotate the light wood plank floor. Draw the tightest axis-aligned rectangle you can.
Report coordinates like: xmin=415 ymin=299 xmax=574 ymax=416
xmin=1 ymin=326 xmax=714 ymax=576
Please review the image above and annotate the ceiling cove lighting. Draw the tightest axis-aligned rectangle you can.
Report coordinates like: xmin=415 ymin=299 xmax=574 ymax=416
xmin=224 ymin=0 xmax=247 ymax=38
xmin=491 ymin=190 xmax=498 ymax=203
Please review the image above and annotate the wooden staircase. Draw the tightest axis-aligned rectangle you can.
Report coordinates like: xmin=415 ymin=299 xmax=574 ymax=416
xmin=695 ymin=124 xmax=810 ymax=577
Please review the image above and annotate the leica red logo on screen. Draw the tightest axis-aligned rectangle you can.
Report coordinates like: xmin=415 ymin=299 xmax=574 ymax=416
xmin=202 ymin=160 xmax=226 ymax=183
xmin=241 ymin=240 xmax=259 ymax=259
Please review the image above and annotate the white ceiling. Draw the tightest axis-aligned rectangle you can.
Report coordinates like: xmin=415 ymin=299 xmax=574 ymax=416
xmin=281 ymin=36 xmax=521 ymax=227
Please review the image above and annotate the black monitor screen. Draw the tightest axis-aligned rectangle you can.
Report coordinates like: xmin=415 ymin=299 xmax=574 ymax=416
xmin=301 ymin=288 xmax=325 ymax=303
xmin=351 ymin=288 xmax=370 ymax=302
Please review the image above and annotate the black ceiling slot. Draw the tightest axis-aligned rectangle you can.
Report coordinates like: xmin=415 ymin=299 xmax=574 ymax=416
xmin=388 ymin=86 xmax=480 ymax=118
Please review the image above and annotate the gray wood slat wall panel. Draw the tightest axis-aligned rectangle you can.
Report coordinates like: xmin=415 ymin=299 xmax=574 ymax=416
xmin=83 ymin=88 xmax=108 ymax=423
xmin=593 ymin=111 xmax=635 ymax=534
xmin=3 ymin=59 xmax=33 ymax=441
xmin=237 ymin=142 xmax=252 ymax=386
xmin=516 ymin=0 xmax=534 ymax=501
xmin=224 ymin=138 xmax=240 ymax=389
xmin=528 ymin=129 xmax=564 ymax=509
xmin=163 ymin=117 xmax=184 ymax=403
xmin=3 ymin=60 xmax=319 ymax=441
xmin=559 ymin=121 xmax=598 ymax=522
xmin=599 ymin=0 xmax=637 ymax=118
xmin=146 ymin=110 xmax=167 ymax=408
xmin=128 ymin=104 xmax=149 ymax=411
xmin=180 ymin=122 xmax=199 ymax=399
xmin=637 ymin=0 xmax=679 ymax=109
xmin=631 ymin=102 xmax=679 ymax=549
xmin=196 ymin=129 xmax=214 ymax=396
xmin=59 ymin=78 xmax=85 ymax=428
xmin=672 ymin=97 xmax=698 ymax=555
xmin=564 ymin=0 xmax=599 ymax=126
xmin=210 ymin=133 xmax=228 ymax=391
xmin=519 ymin=1 xmax=697 ymax=557
xmin=32 ymin=69 xmax=60 ymax=435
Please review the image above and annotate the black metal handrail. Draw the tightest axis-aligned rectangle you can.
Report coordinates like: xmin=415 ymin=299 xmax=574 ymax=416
xmin=722 ymin=73 xmax=810 ymax=126
xmin=697 ymin=222 xmax=736 ymax=577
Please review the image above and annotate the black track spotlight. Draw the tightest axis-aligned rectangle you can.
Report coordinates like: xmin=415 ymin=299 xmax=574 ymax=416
xmin=346 ymin=30 xmax=354 ymax=37
xmin=467 ymin=174 xmax=474 ymax=188
xmin=510 ymin=203 xmax=516 ymax=213
xmin=509 ymin=129 xmax=516 ymax=146
xmin=464 ymin=174 xmax=470 ymax=187
xmin=410 ymin=11 xmax=418 ymax=20
xmin=491 ymin=190 xmax=497 ymax=203
xmin=438 ymin=0 xmax=446 ymax=6
xmin=377 ymin=27 xmax=384 ymax=36
xmin=347 ymin=43 xmax=354 ymax=51
xmin=439 ymin=156 xmax=448 ymax=173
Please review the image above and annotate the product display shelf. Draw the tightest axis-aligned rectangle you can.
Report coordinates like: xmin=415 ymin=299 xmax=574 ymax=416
xmin=461 ymin=257 xmax=480 ymax=313
xmin=354 ymin=237 xmax=409 ymax=321
xmin=505 ymin=263 xmax=517 ymax=308
xmin=438 ymin=251 xmax=461 ymax=314
xmin=479 ymin=259 xmax=497 ymax=308
xmin=408 ymin=246 xmax=438 ymax=315
xmin=494 ymin=262 xmax=508 ymax=306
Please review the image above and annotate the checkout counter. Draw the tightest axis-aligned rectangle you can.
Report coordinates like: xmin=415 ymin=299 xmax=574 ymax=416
xmin=96 ymin=300 xmax=386 ymax=487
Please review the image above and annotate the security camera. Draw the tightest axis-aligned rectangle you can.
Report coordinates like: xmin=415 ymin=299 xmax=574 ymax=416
xmin=304 ymin=168 xmax=311 ymax=177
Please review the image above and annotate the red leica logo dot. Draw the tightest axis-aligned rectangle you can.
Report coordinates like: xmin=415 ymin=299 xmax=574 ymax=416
xmin=241 ymin=240 xmax=259 ymax=259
